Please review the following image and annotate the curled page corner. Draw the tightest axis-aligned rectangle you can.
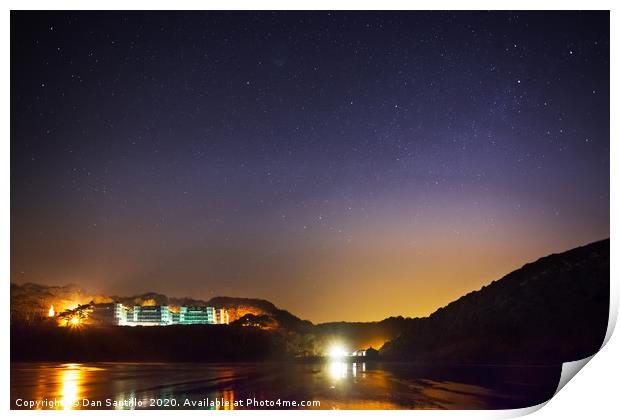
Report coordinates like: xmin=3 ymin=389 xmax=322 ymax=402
xmin=555 ymin=355 xmax=595 ymax=396
xmin=602 ymin=283 xmax=618 ymax=348
xmin=550 ymin=288 xmax=619 ymax=398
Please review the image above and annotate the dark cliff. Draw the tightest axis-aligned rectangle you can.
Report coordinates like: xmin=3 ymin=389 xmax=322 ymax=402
xmin=380 ymin=239 xmax=610 ymax=364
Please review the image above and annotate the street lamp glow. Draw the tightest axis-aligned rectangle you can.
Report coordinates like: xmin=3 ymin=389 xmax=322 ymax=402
xmin=327 ymin=344 xmax=348 ymax=360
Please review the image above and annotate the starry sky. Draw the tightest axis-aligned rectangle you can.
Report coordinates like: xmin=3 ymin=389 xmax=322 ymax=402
xmin=11 ymin=11 xmax=609 ymax=323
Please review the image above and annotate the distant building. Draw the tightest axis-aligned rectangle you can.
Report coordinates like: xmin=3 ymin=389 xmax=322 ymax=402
xmin=179 ymin=306 xmax=216 ymax=324
xmin=90 ymin=303 xmax=128 ymax=325
xmin=215 ymin=308 xmax=230 ymax=324
xmin=351 ymin=347 xmax=379 ymax=359
xmin=126 ymin=305 xmax=171 ymax=326
xmin=90 ymin=303 xmax=229 ymax=327
xmin=365 ymin=347 xmax=379 ymax=359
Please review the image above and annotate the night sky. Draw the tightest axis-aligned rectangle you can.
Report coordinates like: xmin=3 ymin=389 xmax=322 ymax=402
xmin=11 ymin=11 xmax=609 ymax=322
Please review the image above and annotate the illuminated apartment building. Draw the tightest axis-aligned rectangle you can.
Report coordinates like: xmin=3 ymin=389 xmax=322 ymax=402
xmin=90 ymin=303 xmax=229 ymax=326
xmin=90 ymin=303 xmax=128 ymax=325
xmin=179 ymin=306 xmax=216 ymax=324
xmin=215 ymin=308 xmax=230 ymax=324
xmin=126 ymin=305 xmax=172 ymax=326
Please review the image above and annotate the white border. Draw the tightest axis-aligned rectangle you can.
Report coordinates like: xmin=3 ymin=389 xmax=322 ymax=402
xmin=3 ymin=2 xmax=617 ymax=420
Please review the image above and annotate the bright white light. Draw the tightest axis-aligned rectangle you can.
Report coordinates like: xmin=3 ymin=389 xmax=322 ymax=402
xmin=328 ymin=361 xmax=347 ymax=379
xmin=327 ymin=344 xmax=349 ymax=360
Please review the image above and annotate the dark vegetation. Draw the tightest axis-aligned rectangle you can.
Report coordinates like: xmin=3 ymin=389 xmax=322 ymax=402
xmin=11 ymin=324 xmax=287 ymax=362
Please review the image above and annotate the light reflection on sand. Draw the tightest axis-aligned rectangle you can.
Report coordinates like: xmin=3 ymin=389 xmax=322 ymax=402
xmin=11 ymin=361 xmax=559 ymax=410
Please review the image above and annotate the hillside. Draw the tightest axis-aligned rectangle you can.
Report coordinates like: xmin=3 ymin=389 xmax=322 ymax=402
xmin=10 ymin=239 xmax=610 ymax=362
xmin=206 ymin=296 xmax=313 ymax=330
xmin=9 ymin=283 xmax=408 ymax=356
xmin=9 ymin=285 xmax=310 ymax=328
xmin=380 ymin=239 xmax=610 ymax=364
xmin=10 ymin=283 xmax=100 ymax=324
